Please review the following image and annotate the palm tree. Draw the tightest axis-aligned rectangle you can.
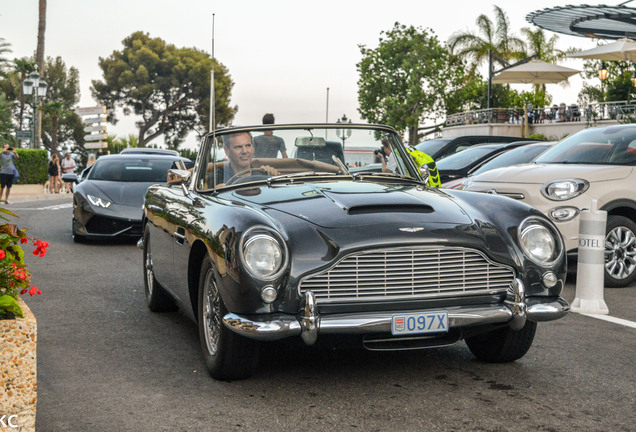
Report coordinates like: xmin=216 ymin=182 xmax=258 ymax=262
xmin=448 ymin=5 xmax=525 ymax=74
xmin=0 ymin=38 xmax=12 ymax=76
xmin=36 ymin=0 xmax=46 ymax=71
xmin=520 ymin=27 xmax=574 ymax=63
xmin=35 ymin=0 xmax=47 ymax=148
xmin=520 ymin=27 xmax=578 ymax=99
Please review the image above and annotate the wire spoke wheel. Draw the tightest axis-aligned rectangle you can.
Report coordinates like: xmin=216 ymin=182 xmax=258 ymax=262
xmin=145 ymin=243 xmax=154 ymax=296
xmin=142 ymin=225 xmax=176 ymax=311
xmin=197 ymin=256 xmax=259 ymax=380
xmin=202 ymin=268 xmax=221 ymax=356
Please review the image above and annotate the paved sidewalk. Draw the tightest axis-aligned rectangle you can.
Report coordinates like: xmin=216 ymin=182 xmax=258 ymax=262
xmin=2 ymin=184 xmax=73 ymax=204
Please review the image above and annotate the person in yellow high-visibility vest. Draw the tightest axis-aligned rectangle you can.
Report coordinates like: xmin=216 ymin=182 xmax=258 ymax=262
xmin=405 ymin=146 xmax=441 ymax=187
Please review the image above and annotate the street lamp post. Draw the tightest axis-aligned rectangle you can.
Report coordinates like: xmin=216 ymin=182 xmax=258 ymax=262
xmin=598 ymin=62 xmax=608 ymax=118
xmin=335 ymin=114 xmax=352 ymax=150
xmin=22 ymin=70 xmax=48 ymax=149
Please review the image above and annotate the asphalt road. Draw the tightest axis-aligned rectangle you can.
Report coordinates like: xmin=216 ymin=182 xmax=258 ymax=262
xmin=13 ymin=198 xmax=636 ymax=432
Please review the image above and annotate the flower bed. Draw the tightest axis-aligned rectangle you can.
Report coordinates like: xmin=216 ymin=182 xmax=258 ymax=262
xmin=0 ymin=297 xmax=37 ymax=431
xmin=1 ymin=205 xmax=47 ymax=431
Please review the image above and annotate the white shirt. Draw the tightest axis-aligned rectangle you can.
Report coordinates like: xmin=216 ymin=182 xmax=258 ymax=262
xmin=61 ymin=157 xmax=77 ymax=174
xmin=386 ymin=152 xmax=397 ymax=172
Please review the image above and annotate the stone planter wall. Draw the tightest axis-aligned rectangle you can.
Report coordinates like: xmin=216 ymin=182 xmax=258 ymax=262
xmin=1 ymin=297 xmax=37 ymax=431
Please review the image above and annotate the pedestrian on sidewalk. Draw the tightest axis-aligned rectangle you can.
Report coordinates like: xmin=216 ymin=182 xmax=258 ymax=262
xmin=1 ymin=144 xmax=19 ymax=204
xmin=61 ymin=152 xmax=77 ymax=192
xmin=48 ymin=154 xmax=62 ymax=194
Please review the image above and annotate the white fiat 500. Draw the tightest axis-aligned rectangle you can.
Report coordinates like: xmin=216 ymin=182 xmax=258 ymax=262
xmin=463 ymin=124 xmax=636 ymax=287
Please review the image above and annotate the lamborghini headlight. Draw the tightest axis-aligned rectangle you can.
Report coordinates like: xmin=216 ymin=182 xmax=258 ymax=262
xmin=518 ymin=218 xmax=563 ymax=266
xmin=240 ymin=227 xmax=287 ymax=280
xmin=87 ymin=194 xmax=111 ymax=208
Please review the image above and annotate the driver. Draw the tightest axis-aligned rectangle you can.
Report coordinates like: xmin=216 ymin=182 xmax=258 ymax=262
xmin=217 ymin=132 xmax=280 ymax=186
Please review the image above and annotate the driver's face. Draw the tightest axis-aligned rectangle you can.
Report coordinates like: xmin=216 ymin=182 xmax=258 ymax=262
xmin=225 ymin=133 xmax=253 ymax=171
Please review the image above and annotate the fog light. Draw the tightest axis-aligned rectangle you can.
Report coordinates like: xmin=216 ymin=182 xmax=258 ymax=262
xmin=260 ymin=286 xmax=277 ymax=303
xmin=542 ymin=272 xmax=558 ymax=288
xmin=549 ymin=206 xmax=579 ymax=222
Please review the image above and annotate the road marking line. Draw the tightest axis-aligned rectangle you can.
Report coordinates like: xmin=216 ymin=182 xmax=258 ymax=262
xmin=9 ymin=203 xmax=73 ymax=211
xmin=581 ymin=313 xmax=636 ymax=329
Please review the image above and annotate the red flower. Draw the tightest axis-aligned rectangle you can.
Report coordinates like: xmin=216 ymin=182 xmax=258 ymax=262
xmin=33 ymin=239 xmax=49 ymax=257
xmin=0 ymin=249 xmax=5 ymax=260
xmin=20 ymin=237 xmax=28 ymax=244
xmin=20 ymin=289 xmax=27 ymax=295
xmin=29 ymin=286 xmax=37 ymax=296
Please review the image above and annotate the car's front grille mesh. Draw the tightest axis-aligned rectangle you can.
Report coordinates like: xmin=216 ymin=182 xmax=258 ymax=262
xmin=299 ymin=247 xmax=515 ymax=304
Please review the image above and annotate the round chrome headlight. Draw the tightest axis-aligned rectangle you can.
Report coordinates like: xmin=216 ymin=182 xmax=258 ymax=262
xmin=541 ymin=179 xmax=589 ymax=201
xmin=518 ymin=218 xmax=563 ymax=266
xmin=240 ymin=227 xmax=287 ymax=280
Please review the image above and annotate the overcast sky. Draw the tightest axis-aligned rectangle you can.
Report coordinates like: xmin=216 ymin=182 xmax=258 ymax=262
xmin=1 ymin=0 xmax=603 ymax=148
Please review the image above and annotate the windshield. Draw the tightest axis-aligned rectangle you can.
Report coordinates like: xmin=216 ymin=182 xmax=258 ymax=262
xmin=536 ymin=126 xmax=636 ymax=165
xmin=89 ymin=158 xmax=177 ymax=182
xmin=436 ymin=145 xmax=498 ymax=171
xmin=196 ymin=126 xmax=420 ymax=190
xmin=471 ymin=143 xmax=551 ymax=176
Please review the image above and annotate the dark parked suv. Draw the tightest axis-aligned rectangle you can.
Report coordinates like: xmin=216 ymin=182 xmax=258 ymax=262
xmin=416 ymin=135 xmax=538 ymax=161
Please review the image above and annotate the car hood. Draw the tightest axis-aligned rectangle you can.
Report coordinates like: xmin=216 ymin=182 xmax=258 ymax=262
xmin=472 ymin=163 xmax=633 ymax=184
xmin=81 ymin=180 xmax=158 ymax=206
xmin=231 ymin=180 xmax=472 ymax=228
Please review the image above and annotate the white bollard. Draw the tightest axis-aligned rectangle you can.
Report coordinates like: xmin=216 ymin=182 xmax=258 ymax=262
xmin=571 ymin=199 xmax=609 ymax=315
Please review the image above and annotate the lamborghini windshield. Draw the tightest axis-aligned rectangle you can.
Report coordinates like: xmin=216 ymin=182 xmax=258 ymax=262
xmin=195 ymin=125 xmax=421 ymax=190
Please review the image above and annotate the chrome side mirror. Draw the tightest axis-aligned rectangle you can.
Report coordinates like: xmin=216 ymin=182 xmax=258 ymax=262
xmin=167 ymin=169 xmax=192 ymax=186
xmin=419 ymin=165 xmax=430 ymax=185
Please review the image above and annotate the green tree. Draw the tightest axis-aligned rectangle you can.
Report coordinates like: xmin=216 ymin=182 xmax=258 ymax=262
xmin=519 ymin=27 xmax=571 ymax=63
xmin=39 ymin=56 xmax=83 ymax=155
xmin=357 ymin=23 xmax=464 ymax=144
xmin=578 ymin=60 xmax=635 ymax=104
xmin=448 ymin=5 xmax=525 ymax=73
xmin=116 ymin=134 xmax=139 ymax=149
xmin=519 ymin=27 xmax=576 ymax=103
xmin=0 ymin=38 xmax=15 ymax=144
xmin=91 ymin=31 xmax=237 ymax=149
xmin=0 ymin=38 xmax=12 ymax=76
xmin=0 ymin=58 xmax=36 ymax=136
xmin=0 ymin=93 xmax=16 ymax=144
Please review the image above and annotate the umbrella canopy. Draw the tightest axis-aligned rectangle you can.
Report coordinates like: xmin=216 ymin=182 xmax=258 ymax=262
xmin=492 ymin=59 xmax=580 ymax=84
xmin=568 ymin=38 xmax=636 ymax=62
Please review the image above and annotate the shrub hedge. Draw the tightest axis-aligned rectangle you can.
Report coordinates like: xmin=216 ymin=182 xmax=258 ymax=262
xmin=13 ymin=149 xmax=49 ymax=185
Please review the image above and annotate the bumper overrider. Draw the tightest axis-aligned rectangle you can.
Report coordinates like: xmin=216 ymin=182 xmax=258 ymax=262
xmin=223 ymin=279 xmax=570 ymax=345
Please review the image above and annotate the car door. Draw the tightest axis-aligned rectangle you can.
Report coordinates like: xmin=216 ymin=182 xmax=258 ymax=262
xmin=145 ymin=188 xmax=176 ymax=292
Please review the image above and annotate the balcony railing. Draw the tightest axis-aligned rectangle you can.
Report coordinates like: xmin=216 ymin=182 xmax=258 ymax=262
xmin=446 ymin=101 xmax=636 ymax=127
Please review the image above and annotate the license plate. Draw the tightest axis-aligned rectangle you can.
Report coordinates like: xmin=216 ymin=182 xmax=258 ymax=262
xmin=391 ymin=311 xmax=449 ymax=336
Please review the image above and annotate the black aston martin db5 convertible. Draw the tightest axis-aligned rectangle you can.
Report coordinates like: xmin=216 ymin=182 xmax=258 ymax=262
xmin=140 ymin=123 xmax=569 ymax=380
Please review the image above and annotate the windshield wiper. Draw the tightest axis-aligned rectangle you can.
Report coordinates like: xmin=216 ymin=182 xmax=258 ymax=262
xmin=352 ymin=171 xmax=416 ymax=181
xmin=266 ymin=171 xmax=343 ymax=184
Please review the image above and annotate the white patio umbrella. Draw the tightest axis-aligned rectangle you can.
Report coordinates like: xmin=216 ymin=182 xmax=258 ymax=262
xmin=568 ymin=38 xmax=636 ymax=62
xmin=492 ymin=59 xmax=580 ymax=84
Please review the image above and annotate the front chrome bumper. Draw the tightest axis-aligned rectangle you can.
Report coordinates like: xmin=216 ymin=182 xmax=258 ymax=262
xmin=223 ymin=279 xmax=570 ymax=345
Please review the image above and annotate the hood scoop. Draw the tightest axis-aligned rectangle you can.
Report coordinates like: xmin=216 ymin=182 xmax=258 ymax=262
xmin=347 ymin=204 xmax=434 ymax=215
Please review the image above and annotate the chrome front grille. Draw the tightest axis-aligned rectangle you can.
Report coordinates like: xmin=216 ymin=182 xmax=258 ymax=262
xmin=298 ymin=247 xmax=515 ymax=304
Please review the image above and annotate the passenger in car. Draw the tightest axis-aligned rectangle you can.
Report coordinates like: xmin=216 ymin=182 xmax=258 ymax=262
xmin=253 ymin=113 xmax=288 ymax=159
